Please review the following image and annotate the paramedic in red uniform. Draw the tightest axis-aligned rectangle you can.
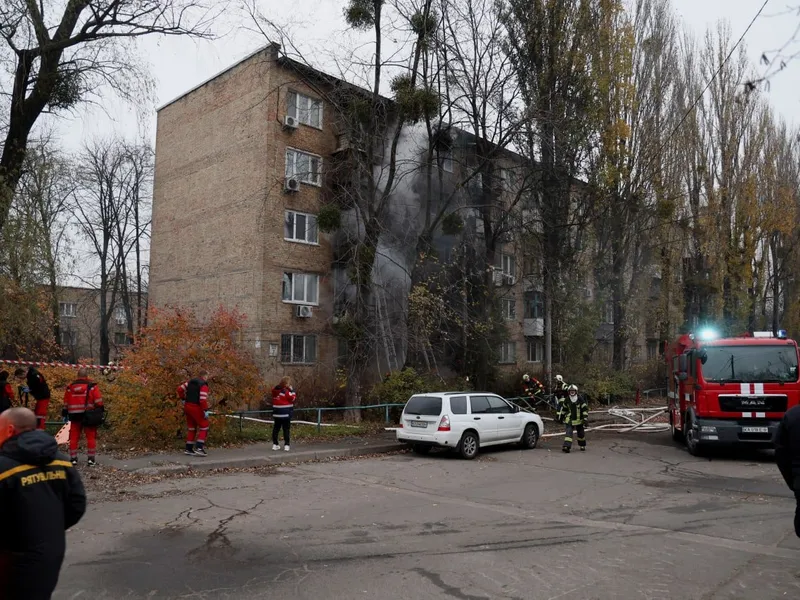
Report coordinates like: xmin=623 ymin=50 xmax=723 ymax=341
xmin=177 ymin=369 xmax=210 ymax=456
xmin=14 ymin=366 xmax=50 ymax=429
xmin=63 ymin=367 xmax=104 ymax=466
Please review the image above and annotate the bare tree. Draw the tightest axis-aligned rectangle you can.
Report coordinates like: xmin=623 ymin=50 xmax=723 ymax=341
xmin=72 ymin=137 xmax=149 ymax=364
xmin=589 ymin=0 xmax=679 ymax=369
xmin=14 ymin=142 xmax=75 ymax=344
xmin=501 ymin=0 xmax=603 ymax=383
xmin=0 ymin=0 xmax=221 ymax=237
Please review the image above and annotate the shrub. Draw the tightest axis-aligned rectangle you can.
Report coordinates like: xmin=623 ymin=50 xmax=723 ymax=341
xmin=114 ymin=306 xmax=268 ymax=447
xmin=13 ymin=365 xmax=140 ymax=426
xmin=368 ymin=367 xmax=449 ymax=406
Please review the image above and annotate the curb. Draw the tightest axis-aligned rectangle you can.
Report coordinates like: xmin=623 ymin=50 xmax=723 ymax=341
xmin=118 ymin=442 xmax=406 ymax=475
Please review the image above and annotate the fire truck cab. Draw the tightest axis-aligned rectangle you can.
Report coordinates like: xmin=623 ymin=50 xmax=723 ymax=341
xmin=665 ymin=329 xmax=800 ymax=456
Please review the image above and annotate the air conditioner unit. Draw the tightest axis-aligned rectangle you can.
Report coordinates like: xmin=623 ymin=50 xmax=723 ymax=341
xmin=283 ymin=115 xmax=299 ymax=129
xmin=284 ymin=177 xmax=300 ymax=192
xmin=296 ymin=305 xmax=313 ymax=318
xmin=492 ymin=270 xmax=504 ymax=286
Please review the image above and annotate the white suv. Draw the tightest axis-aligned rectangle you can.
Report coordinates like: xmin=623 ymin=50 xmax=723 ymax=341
xmin=396 ymin=392 xmax=544 ymax=459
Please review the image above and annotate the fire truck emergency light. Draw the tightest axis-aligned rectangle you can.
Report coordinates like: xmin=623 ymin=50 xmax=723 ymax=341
xmin=697 ymin=327 xmax=718 ymax=341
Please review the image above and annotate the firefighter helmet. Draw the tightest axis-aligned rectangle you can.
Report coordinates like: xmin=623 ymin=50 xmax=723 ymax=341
xmin=568 ymin=384 xmax=578 ymax=392
xmin=555 ymin=374 xmax=564 ymax=382
xmin=523 ymin=374 xmax=530 ymax=382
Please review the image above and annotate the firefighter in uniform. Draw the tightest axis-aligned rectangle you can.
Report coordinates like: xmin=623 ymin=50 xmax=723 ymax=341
xmin=177 ymin=370 xmax=210 ymax=456
xmin=522 ymin=374 xmax=544 ymax=405
xmin=0 ymin=407 xmax=86 ymax=599
xmin=63 ymin=368 xmax=104 ymax=466
xmin=554 ymin=374 xmax=569 ymax=399
xmin=14 ymin=367 xmax=50 ymax=430
xmin=557 ymin=384 xmax=588 ymax=453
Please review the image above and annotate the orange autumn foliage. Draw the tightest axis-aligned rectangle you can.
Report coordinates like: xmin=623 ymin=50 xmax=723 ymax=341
xmin=111 ymin=306 xmax=268 ymax=446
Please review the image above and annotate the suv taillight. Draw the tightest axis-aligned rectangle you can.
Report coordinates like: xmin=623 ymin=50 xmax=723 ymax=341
xmin=438 ymin=415 xmax=451 ymax=431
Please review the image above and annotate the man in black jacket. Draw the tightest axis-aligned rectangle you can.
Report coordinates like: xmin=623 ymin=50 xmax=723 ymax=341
xmin=15 ymin=367 xmax=51 ymax=430
xmin=0 ymin=407 xmax=87 ymax=599
xmin=774 ymin=404 xmax=800 ymax=537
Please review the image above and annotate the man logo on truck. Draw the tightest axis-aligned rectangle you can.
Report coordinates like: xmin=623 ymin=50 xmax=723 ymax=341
xmin=665 ymin=329 xmax=800 ymax=457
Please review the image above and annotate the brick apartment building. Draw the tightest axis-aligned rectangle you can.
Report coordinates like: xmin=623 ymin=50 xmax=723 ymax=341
xmin=149 ymin=43 xmax=656 ymax=387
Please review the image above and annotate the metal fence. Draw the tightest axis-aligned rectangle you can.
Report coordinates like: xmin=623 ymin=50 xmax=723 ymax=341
xmin=224 ymin=403 xmax=408 ymax=433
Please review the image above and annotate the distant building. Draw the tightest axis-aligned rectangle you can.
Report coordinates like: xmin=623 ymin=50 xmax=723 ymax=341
xmin=57 ymin=286 xmax=147 ymax=363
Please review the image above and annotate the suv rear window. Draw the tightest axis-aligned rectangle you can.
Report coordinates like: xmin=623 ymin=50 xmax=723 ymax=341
xmin=404 ymin=396 xmax=443 ymax=416
xmin=449 ymin=396 xmax=467 ymax=414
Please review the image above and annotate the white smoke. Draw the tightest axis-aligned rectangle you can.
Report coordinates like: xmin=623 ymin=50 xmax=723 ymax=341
xmin=372 ymin=121 xmax=429 ymax=370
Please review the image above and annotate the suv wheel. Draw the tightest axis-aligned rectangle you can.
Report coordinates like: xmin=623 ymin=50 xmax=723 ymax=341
xmin=521 ymin=423 xmax=539 ymax=449
xmin=412 ymin=444 xmax=432 ymax=455
xmin=458 ymin=431 xmax=479 ymax=460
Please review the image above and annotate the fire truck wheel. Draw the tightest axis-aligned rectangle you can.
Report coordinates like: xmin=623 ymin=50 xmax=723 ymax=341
xmin=684 ymin=412 xmax=703 ymax=457
xmin=670 ymin=412 xmax=684 ymax=443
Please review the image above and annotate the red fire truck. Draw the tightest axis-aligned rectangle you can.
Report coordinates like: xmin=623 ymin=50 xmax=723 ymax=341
xmin=665 ymin=329 xmax=800 ymax=455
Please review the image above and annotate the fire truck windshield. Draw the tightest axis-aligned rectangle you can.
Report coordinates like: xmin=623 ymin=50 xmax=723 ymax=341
xmin=701 ymin=344 xmax=799 ymax=383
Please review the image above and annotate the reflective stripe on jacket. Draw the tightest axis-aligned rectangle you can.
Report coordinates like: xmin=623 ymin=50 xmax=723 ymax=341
xmin=178 ymin=379 xmax=209 ymax=410
xmin=557 ymin=396 xmax=588 ymax=426
xmin=271 ymin=385 xmax=296 ymax=419
xmin=64 ymin=379 xmax=103 ymax=415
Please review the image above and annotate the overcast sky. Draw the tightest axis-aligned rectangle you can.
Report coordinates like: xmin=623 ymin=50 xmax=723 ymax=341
xmin=50 ymin=0 xmax=800 ymax=153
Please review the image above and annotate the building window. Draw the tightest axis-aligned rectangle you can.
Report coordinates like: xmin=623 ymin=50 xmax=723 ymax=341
xmin=285 ymin=211 xmax=319 ymax=244
xmin=114 ymin=332 xmax=129 ymax=345
xmin=281 ymin=334 xmax=317 ymax=364
xmin=603 ymin=302 xmax=614 ymax=324
xmin=60 ymin=330 xmax=77 ymax=346
xmin=437 ymin=148 xmax=453 ymax=173
xmin=115 ymin=306 xmax=127 ymax=326
xmin=501 ymin=298 xmax=516 ymax=321
xmin=527 ymin=338 xmax=543 ymax=363
xmin=282 ymin=272 xmax=319 ymax=305
xmin=524 ymin=291 xmax=544 ymax=319
xmin=285 ymin=148 xmax=322 ymax=186
xmin=647 ymin=340 xmax=659 ymax=361
xmin=500 ymin=167 xmax=517 ymax=191
xmin=495 ymin=253 xmax=516 ymax=285
xmin=60 ymin=302 xmax=76 ymax=318
xmin=498 ymin=341 xmax=516 ymax=364
xmin=287 ymin=91 xmax=323 ymax=128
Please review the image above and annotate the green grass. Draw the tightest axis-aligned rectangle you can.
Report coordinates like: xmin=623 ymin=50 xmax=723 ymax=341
xmin=208 ymin=419 xmax=386 ymax=446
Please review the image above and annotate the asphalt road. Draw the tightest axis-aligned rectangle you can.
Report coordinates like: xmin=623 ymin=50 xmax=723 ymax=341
xmin=54 ymin=433 xmax=800 ymax=599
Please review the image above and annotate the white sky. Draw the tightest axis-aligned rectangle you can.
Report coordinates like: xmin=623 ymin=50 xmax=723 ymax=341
xmin=50 ymin=0 xmax=800 ymax=152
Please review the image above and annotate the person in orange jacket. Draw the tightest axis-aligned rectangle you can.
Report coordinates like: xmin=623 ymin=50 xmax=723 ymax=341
xmin=177 ymin=369 xmax=210 ymax=456
xmin=63 ymin=367 xmax=104 ymax=466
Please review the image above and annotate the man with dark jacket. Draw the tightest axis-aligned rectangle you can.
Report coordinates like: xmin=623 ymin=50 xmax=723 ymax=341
xmin=774 ymin=404 xmax=800 ymax=537
xmin=14 ymin=367 xmax=51 ymax=430
xmin=0 ymin=407 xmax=87 ymax=599
xmin=0 ymin=371 xmax=13 ymax=413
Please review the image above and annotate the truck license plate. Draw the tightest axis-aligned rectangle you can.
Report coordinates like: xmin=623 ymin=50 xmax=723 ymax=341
xmin=410 ymin=421 xmax=428 ymax=428
xmin=742 ymin=426 xmax=769 ymax=433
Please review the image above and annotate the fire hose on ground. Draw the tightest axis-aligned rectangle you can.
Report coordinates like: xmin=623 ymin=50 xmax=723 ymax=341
xmin=537 ymin=406 xmax=670 ymax=438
